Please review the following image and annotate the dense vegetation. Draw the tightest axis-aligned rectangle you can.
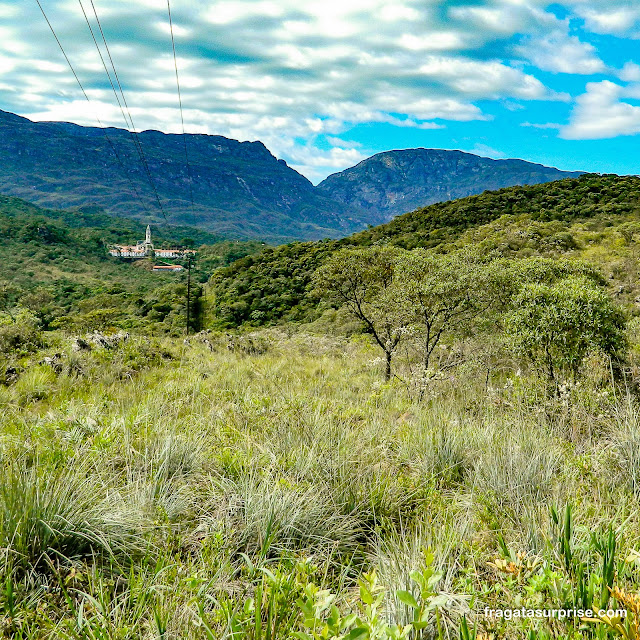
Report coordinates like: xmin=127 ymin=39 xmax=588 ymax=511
xmin=4 ymin=324 xmax=640 ymax=638
xmin=210 ymin=174 xmax=640 ymax=327
xmin=0 ymin=195 xmax=263 ymax=334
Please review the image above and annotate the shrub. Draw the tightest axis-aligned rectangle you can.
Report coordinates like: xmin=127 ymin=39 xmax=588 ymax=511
xmin=314 ymin=245 xmax=405 ymax=380
xmin=506 ymin=276 xmax=627 ymax=384
xmin=0 ymin=308 xmax=42 ymax=356
xmin=606 ymin=399 xmax=640 ymax=496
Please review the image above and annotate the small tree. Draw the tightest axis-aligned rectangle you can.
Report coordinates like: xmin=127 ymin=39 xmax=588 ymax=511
xmin=506 ymin=276 xmax=626 ymax=386
xmin=313 ymin=246 xmax=406 ymax=380
xmin=390 ymin=249 xmax=498 ymax=374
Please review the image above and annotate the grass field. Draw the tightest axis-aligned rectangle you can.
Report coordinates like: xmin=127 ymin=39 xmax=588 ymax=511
xmin=2 ymin=328 xmax=640 ymax=639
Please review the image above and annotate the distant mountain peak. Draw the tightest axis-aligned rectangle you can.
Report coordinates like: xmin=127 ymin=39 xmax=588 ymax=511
xmin=0 ymin=109 xmax=586 ymax=240
xmin=317 ymin=147 xmax=583 ymax=225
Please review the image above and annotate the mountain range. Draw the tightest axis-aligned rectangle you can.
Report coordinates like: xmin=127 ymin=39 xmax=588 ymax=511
xmin=1 ymin=109 xmax=583 ymax=241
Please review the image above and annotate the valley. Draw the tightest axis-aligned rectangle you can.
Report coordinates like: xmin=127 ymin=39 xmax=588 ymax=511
xmin=2 ymin=160 xmax=640 ymax=640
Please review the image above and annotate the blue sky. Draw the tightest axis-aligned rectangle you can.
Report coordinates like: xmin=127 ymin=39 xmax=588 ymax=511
xmin=1 ymin=0 xmax=640 ymax=183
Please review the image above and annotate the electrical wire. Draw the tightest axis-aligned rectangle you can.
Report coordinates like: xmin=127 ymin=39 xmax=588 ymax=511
xmin=34 ymin=0 xmax=153 ymax=217
xmin=167 ymin=0 xmax=197 ymax=229
xmin=77 ymin=0 xmax=168 ymax=222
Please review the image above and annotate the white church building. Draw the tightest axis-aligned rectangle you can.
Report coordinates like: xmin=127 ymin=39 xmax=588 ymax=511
xmin=109 ymin=226 xmax=195 ymax=259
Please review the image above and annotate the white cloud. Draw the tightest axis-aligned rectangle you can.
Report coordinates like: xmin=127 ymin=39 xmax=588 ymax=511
xmin=450 ymin=5 xmax=523 ymax=34
xmin=521 ymin=121 xmax=561 ymax=130
xmin=326 ymin=136 xmax=362 ymax=148
xmin=619 ymin=62 xmax=640 ymax=82
xmin=463 ymin=143 xmax=506 ymax=158
xmin=417 ymin=55 xmax=564 ymax=100
xmin=516 ymin=29 xmax=605 ymax=74
xmin=1 ymin=0 xmax=632 ymax=181
xmin=398 ymin=32 xmax=466 ymax=52
xmin=204 ymin=1 xmax=284 ymax=25
xmin=574 ymin=6 xmax=640 ymax=36
xmin=449 ymin=1 xmax=559 ymax=37
xmin=155 ymin=21 xmax=191 ymax=38
xmin=561 ymin=80 xmax=640 ymax=139
xmin=0 ymin=4 xmax=18 ymax=19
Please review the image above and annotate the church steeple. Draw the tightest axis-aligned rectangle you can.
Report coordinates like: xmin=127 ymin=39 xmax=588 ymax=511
xmin=145 ymin=225 xmax=152 ymax=246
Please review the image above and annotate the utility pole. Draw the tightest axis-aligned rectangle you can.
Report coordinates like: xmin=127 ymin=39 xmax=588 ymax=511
xmin=186 ymin=254 xmax=192 ymax=334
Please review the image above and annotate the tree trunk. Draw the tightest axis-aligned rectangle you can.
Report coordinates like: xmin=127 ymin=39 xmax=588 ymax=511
xmin=385 ymin=351 xmax=392 ymax=381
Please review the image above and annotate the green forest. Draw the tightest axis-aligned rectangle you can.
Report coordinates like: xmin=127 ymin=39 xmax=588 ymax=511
xmin=5 ymin=175 xmax=640 ymax=639
xmin=0 ymin=195 xmax=263 ymax=336
xmin=211 ymin=174 xmax=640 ymax=327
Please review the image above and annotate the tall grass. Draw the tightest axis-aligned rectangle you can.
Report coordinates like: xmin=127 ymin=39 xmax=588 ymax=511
xmin=0 ymin=457 xmax=147 ymax=576
xmin=606 ymin=395 xmax=640 ymax=496
xmin=2 ymin=331 xmax=640 ymax=637
xmin=205 ymin=469 xmax=362 ymax=559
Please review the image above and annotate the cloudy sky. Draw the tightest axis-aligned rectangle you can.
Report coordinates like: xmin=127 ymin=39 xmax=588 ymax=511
xmin=1 ymin=0 xmax=640 ymax=182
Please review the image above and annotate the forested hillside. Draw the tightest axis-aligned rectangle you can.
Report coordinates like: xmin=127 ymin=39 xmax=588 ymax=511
xmin=0 ymin=195 xmax=262 ymax=333
xmin=210 ymin=174 xmax=640 ymax=327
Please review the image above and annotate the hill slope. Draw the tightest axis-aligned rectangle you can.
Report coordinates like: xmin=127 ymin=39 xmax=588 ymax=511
xmin=317 ymin=148 xmax=582 ymax=224
xmin=0 ymin=110 xmax=357 ymax=243
xmin=1 ymin=110 xmax=585 ymax=241
xmin=0 ymin=195 xmax=261 ymax=333
xmin=210 ymin=174 xmax=640 ymax=327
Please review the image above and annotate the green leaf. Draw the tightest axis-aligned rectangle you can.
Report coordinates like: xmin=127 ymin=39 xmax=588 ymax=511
xmin=259 ymin=567 xmax=277 ymax=584
xmin=396 ymin=590 xmax=419 ymax=609
xmin=409 ymin=570 xmax=425 ymax=588
xmin=346 ymin=627 xmax=369 ymax=640
xmin=359 ymin=584 xmax=374 ymax=605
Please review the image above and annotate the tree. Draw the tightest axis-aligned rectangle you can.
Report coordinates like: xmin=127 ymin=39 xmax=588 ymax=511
xmin=505 ymin=275 xmax=626 ymax=385
xmin=0 ymin=281 xmax=22 ymax=318
xmin=19 ymin=288 xmax=56 ymax=329
xmin=313 ymin=246 xmax=406 ymax=380
xmin=389 ymin=249 xmax=498 ymax=374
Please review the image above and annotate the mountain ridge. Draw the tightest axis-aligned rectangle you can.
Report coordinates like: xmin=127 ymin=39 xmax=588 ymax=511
xmin=317 ymin=148 xmax=583 ymax=224
xmin=1 ymin=109 xmax=585 ymax=240
xmin=0 ymin=109 xmax=356 ymax=242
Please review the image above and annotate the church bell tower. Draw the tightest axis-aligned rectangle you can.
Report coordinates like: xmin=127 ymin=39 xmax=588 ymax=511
xmin=144 ymin=225 xmax=154 ymax=256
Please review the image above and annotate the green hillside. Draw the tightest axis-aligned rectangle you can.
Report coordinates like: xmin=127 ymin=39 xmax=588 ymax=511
xmin=7 ymin=172 xmax=640 ymax=640
xmin=0 ymin=195 xmax=262 ymax=333
xmin=210 ymin=174 xmax=640 ymax=327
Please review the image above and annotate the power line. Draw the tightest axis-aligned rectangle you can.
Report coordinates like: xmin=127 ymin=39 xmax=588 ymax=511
xmin=77 ymin=0 xmax=169 ymax=222
xmin=34 ymin=0 xmax=153 ymax=217
xmin=87 ymin=0 xmax=169 ymax=222
xmin=167 ymin=0 xmax=197 ymax=229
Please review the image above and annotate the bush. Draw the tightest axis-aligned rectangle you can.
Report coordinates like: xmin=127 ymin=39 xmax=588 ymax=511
xmin=0 ymin=308 xmax=42 ymax=355
xmin=506 ymin=276 xmax=627 ymax=384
